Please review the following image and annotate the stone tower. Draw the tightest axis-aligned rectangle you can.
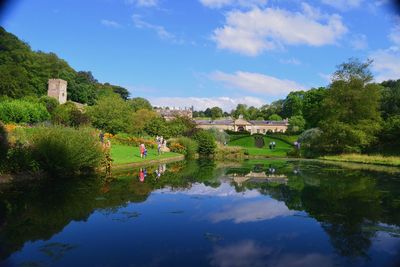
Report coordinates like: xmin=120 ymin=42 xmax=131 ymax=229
xmin=48 ymin=79 xmax=67 ymax=104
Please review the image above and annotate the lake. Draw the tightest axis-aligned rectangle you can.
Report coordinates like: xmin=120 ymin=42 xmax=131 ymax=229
xmin=1 ymin=159 xmax=400 ymax=267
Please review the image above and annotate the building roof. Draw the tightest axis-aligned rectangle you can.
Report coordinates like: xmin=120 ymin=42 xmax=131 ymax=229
xmin=194 ymin=119 xmax=288 ymax=126
xmin=249 ymin=120 xmax=289 ymax=126
xmin=194 ymin=120 xmax=234 ymax=125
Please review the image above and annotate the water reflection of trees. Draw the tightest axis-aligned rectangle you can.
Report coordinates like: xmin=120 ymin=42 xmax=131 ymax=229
xmin=234 ymin=161 xmax=400 ymax=259
xmin=0 ymin=159 xmax=221 ymax=260
xmin=1 ymin=160 xmax=399 ymax=261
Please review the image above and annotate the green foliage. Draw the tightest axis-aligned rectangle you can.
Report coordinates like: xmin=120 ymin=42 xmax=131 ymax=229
xmin=380 ymin=79 xmax=400 ymax=119
xmin=128 ymin=109 xmax=159 ymax=135
xmin=30 ymin=126 xmax=103 ymax=175
xmin=39 ymin=96 xmax=59 ymax=114
xmin=0 ymin=122 xmax=8 ymax=168
xmin=144 ymin=117 xmax=169 ymax=137
xmin=5 ymin=126 xmax=103 ymax=175
xmin=194 ymin=130 xmax=216 ymax=156
xmin=0 ymin=27 xmax=127 ymax=104
xmin=215 ymin=145 xmax=244 ymax=161
xmin=268 ymin=114 xmax=282 ymax=121
xmin=129 ymin=97 xmax=153 ymax=112
xmin=288 ymin=115 xmax=306 ymax=134
xmin=88 ymin=95 xmax=133 ymax=134
xmin=332 ymin=58 xmax=373 ymax=83
xmin=210 ymin=106 xmax=223 ymax=120
xmin=207 ymin=127 xmax=229 ymax=144
xmin=144 ymin=116 xmax=196 ymax=139
xmin=0 ymin=99 xmax=50 ymax=123
xmin=317 ymin=77 xmax=382 ymax=154
xmin=302 ymin=87 xmax=327 ymax=128
xmin=282 ymin=91 xmax=305 ymax=118
xmin=52 ymin=102 xmax=90 ymax=127
xmin=170 ymin=137 xmax=198 ymax=159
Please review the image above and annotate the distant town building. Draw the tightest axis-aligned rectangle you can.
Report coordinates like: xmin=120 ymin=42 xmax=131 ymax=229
xmin=48 ymin=79 xmax=67 ymax=104
xmin=156 ymin=107 xmax=193 ymax=121
xmin=194 ymin=116 xmax=289 ymax=134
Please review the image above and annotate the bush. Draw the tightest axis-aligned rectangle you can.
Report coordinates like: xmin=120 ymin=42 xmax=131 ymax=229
xmin=52 ymin=102 xmax=90 ymax=127
xmin=170 ymin=137 xmax=198 ymax=159
xmin=194 ymin=130 xmax=216 ymax=156
xmin=0 ymin=99 xmax=50 ymax=123
xmin=207 ymin=127 xmax=229 ymax=144
xmin=0 ymin=122 xmax=8 ymax=168
xmin=39 ymin=96 xmax=59 ymax=114
xmin=30 ymin=126 xmax=104 ymax=175
xmin=215 ymin=145 xmax=244 ymax=161
xmin=7 ymin=126 xmax=104 ymax=175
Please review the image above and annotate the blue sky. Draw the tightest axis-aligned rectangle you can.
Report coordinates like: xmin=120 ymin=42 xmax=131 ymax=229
xmin=1 ymin=0 xmax=400 ymax=110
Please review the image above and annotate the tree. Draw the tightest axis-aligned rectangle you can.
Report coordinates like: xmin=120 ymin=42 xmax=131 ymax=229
xmin=332 ymin=58 xmax=373 ymax=84
xmin=88 ymin=95 xmax=133 ymax=134
xmin=210 ymin=106 xmax=223 ymax=120
xmin=232 ymin=104 xmax=249 ymax=119
xmin=112 ymin=86 xmax=130 ymax=100
xmin=302 ymin=87 xmax=327 ymax=128
xmin=194 ymin=130 xmax=216 ymax=156
xmin=282 ymin=91 xmax=304 ymax=118
xmin=318 ymin=61 xmax=382 ymax=154
xmin=380 ymin=79 xmax=400 ymax=119
xmin=128 ymin=97 xmax=153 ymax=112
xmin=128 ymin=109 xmax=159 ymax=135
xmin=268 ymin=114 xmax=282 ymax=121
xmin=288 ymin=115 xmax=306 ymax=133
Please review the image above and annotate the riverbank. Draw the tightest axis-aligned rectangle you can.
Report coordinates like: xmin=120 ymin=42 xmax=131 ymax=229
xmin=320 ymin=154 xmax=400 ymax=167
xmin=111 ymin=144 xmax=184 ymax=166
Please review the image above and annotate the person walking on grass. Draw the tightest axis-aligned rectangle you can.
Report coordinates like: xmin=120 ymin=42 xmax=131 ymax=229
xmin=139 ymin=143 xmax=145 ymax=158
xmin=157 ymin=142 xmax=161 ymax=155
xmin=143 ymin=147 xmax=147 ymax=159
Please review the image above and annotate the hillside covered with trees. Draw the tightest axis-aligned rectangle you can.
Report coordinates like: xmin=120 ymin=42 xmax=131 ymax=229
xmin=0 ymin=26 xmax=129 ymax=104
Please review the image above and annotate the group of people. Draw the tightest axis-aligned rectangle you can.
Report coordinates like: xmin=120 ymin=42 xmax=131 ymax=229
xmin=138 ymin=164 xmax=167 ymax=182
xmin=156 ymin=136 xmax=167 ymax=155
xmin=139 ymin=143 xmax=147 ymax=159
xmin=268 ymin=141 xmax=276 ymax=150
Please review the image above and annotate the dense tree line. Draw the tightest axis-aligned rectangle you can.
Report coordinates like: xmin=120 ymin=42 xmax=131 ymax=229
xmin=0 ymin=27 xmax=129 ymax=104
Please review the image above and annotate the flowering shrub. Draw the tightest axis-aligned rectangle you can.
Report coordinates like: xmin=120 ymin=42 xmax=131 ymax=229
xmin=169 ymin=143 xmax=186 ymax=154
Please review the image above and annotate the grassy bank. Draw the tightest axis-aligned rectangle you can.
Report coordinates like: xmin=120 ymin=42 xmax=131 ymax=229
xmin=228 ymin=135 xmax=292 ymax=157
xmin=111 ymin=144 xmax=183 ymax=165
xmin=320 ymin=154 xmax=400 ymax=167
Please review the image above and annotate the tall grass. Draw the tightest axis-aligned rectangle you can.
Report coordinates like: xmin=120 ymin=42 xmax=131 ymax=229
xmin=7 ymin=126 xmax=104 ymax=175
xmin=321 ymin=154 xmax=400 ymax=167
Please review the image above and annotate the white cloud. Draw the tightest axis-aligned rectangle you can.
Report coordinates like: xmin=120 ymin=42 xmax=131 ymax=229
xmin=149 ymin=96 xmax=265 ymax=111
xmin=126 ymin=0 xmax=158 ymax=7
xmin=212 ymin=7 xmax=348 ymax=56
xmin=279 ymin=58 xmax=302 ymax=65
xmin=157 ymin=182 xmax=261 ymax=198
xmin=389 ymin=25 xmax=400 ymax=46
xmin=132 ymin=14 xmax=176 ymax=41
xmin=101 ymin=19 xmax=121 ymax=28
xmin=209 ymin=199 xmax=295 ymax=223
xmin=350 ymin=34 xmax=368 ymax=50
xmin=199 ymin=0 xmax=267 ymax=9
xmin=370 ymin=48 xmax=400 ymax=82
xmin=210 ymin=71 xmax=305 ymax=95
xmin=321 ymin=0 xmax=364 ymax=11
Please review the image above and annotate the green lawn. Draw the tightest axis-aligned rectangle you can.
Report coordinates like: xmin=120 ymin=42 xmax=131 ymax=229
xmin=228 ymin=135 xmax=292 ymax=157
xmin=111 ymin=144 xmax=183 ymax=165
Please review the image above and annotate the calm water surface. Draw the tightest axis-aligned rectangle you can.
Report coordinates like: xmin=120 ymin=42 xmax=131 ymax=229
xmin=1 ymin=159 xmax=400 ymax=267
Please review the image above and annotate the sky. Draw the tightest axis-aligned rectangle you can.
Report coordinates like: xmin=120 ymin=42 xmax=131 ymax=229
xmin=1 ymin=0 xmax=400 ymax=111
